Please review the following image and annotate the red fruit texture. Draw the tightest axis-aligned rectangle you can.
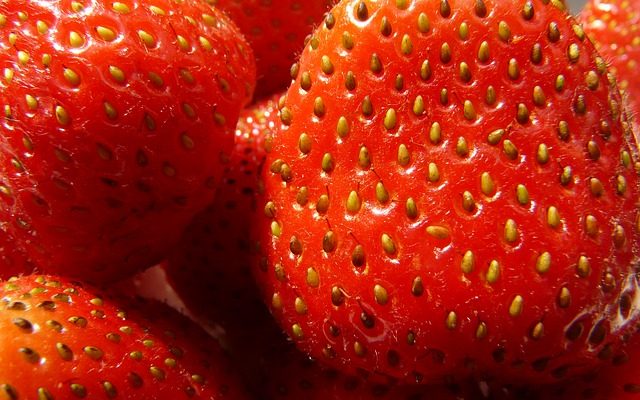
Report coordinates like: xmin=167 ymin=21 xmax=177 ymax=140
xmin=210 ymin=0 xmax=334 ymax=98
xmin=0 ymin=274 xmax=248 ymax=399
xmin=581 ymin=0 xmax=640 ymax=134
xmin=0 ymin=0 xmax=256 ymax=282
xmin=253 ymin=0 xmax=640 ymax=386
xmin=164 ymin=94 xmax=279 ymax=325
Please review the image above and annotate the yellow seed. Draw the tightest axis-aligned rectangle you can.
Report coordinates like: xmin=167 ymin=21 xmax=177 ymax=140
xmin=487 ymin=260 xmax=500 ymax=284
xmin=456 ymin=137 xmax=469 ymax=157
xmin=585 ymin=70 xmax=599 ymax=90
xmin=459 ymin=62 xmax=471 ymax=82
xmin=25 ymin=95 xmax=38 ymax=111
xmin=428 ymin=162 xmax=440 ymax=182
xmin=576 ymin=255 xmax=591 ymax=278
xmin=481 ymin=172 xmax=495 ymax=196
xmin=112 ymin=2 xmax=131 ymax=13
xmin=430 ymin=122 xmax=442 ymax=144
xmin=585 ymin=215 xmax=598 ymax=237
xmin=463 ymin=100 xmax=476 ymax=120
xmin=478 ymin=41 xmax=490 ymax=62
xmin=337 ymin=116 xmax=349 ymax=138
xmin=321 ymin=152 xmax=334 ymax=173
xmin=346 ymin=191 xmax=361 ymax=214
xmin=426 ymin=225 xmax=450 ymax=239
xmin=536 ymin=252 xmax=551 ymax=274
xmin=148 ymin=72 xmax=164 ymax=87
xmin=504 ymin=219 xmax=518 ymax=243
xmin=306 ymin=268 xmax=320 ymax=288
xmin=509 ymin=295 xmax=524 ymax=317
xmin=199 ymin=36 xmax=212 ymax=51
xmin=69 ymin=31 xmax=85 ymax=48
xmin=96 ymin=26 xmax=116 ymax=42
xmin=533 ymin=86 xmax=546 ymax=107
xmin=176 ymin=35 xmax=190 ymax=51
xmin=548 ymin=21 xmax=560 ymax=42
xmin=109 ymin=66 xmax=126 ymax=83
xmin=374 ymin=284 xmax=389 ymax=305
xmin=298 ymin=133 xmax=312 ymax=154
xmin=462 ymin=191 xmax=475 ymax=212
xmin=547 ymin=206 xmax=560 ymax=228
xmin=420 ymin=60 xmax=431 ymax=80
xmin=531 ymin=322 xmax=544 ymax=340
xmin=405 ymin=198 xmax=418 ymax=219
xmin=558 ymin=287 xmax=571 ymax=308
xmin=379 ymin=108 xmax=396 ymax=133
xmin=590 ymin=178 xmax=604 ymax=197
xmin=398 ymin=144 xmax=410 ymax=166
xmin=321 ymin=55 xmax=334 ymax=75
xmin=36 ymin=20 xmax=49 ymax=35
xmin=503 ymin=140 xmax=518 ymax=160
xmin=459 ymin=22 xmax=469 ymax=40
xmin=537 ymin=143 xmax=550 ymax=164
xmin=446 ymin=311 xmax=457 ymax=330
xmin=498 ymin=21 xmax=511 ymax=42
xmin=517 ymin=103 xmax=530 ymax=123
xmin=508 ymin=58 xmax=520 ymax=80
xmin=376 ymin=181 xmax=389 ymax=204
xmin=417 ymin=12 xmax=430 ymax=33
xmin=381 ymin=234 xmax=396 ymax=255
xmin=138 ymin=30 xmax=156 ymax=47
xmin=4 ymin=68 xmax=14 ymax=84
xmin=516 ymin=184 xmax=529 ymax=205
xmin=314 ymin=97 xmax=325 ymax=118
xmin=55 ymin=105 xmax=70 ymax=126
xmin=487 ymin=129 xmax=504 ymax=145
xmin=568 ymin=43 xmax=580 ymax=63
xmin=401 ymin=34 xmax=413 ymax=55
xmin=616 ymin=175 xmax=627 ymax=195
xmin=461 ymin=250 xmax=475 ymax=274
xmin=294 ymin=297 xmax=307 ymax=315
xmin=440 ymin=42 xmax=452 ymax=63
xmin=103 ymin=102 xmax=118 ymax=120
xmin=63 ymin=68 xmax=81 ymax=86
xmin=17 ymin=51 xmax=30 ymax=65
xmin=476 ymin=322 xmax=488 ymax=339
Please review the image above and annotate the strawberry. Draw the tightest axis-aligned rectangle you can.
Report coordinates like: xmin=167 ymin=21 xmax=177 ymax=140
xmin=0 ymin=274 xmax=247 ymax=399
xmin=0 ymin=0 xmax=255 ymax=282
xmin=164 ymin=94 xmax=279 ymax=324
xmin=252 ymin=0 xmax=640 ymax=385
xmin=581 ymin=0 xmax=640 ymax=131
xmin=161 ymin=97 xmax=477 ymax=399
xmin=209 ymin=0 xmax=334 ymax=98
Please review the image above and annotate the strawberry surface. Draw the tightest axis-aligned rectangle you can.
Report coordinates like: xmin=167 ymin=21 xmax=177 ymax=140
xmin=0 ymin=0 xmax=255 ymax=282
xmin=581 ymin=0 xmax=640 ymax=131
xmin=0 ymin=274 xmax=247 ymax=399
xmin=253 ymin=0 xmax=640 ymax=385
xmin=210 ymin=0 xmax=334 ymax=98
xmin=162 ymin=96 xmax=479 ymax=399
xmin=164 ymin=94 xmax=279 ymax=324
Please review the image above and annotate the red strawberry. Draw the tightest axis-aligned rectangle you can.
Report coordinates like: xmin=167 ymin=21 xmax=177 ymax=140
xmin=0 ymin=274 xmax=247 ymax=399
xmin=210 ymin=0 xmax=334 ymax=98
xmin=164 ymin=94 xmax=279 ymax=324
xmin=161 ymin=97 xmax=479 ymax=399
xmin=0 ymin=0 xmax=255 ymax=282
xmin=581 ymin=0 xmax=640 ymax=131
xmin=252 ymin=0 xmax=640 ymax=385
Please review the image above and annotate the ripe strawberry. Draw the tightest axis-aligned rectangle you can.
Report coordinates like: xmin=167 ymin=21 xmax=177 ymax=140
xmin=253 ymin=0 xmax=640 ymax=385
xmin=210 ymin=0 xmax=334 ymax=98
xmin=581 ymin=0 xmax=640 ymax=129
xmin=0 ymin=274 xmax=247 ymax=399
xmin=164 ymin=94 xmax=279 ymax=324
xmin=0 ymin=0 xmax=255 ymax=282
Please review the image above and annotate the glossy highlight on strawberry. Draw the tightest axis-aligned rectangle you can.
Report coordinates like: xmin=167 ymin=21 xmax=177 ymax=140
xmin=253 ymin=0 xmax=640 ymax=385
xmin=0 ymin=0 xmax=256 ymax=282
xmin=0 ymin=274 xmax=248 ymax=399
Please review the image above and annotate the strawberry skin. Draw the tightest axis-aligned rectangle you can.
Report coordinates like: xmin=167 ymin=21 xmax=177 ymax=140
xmin=162 ymin=96 xmax=479 ymax=399
xmin=0 ymin=274 xmax=247 ymax=399
xmin=253 ymin=0 xmax=640 ymax=385
xmin=210 ymin=0 xmax=334 ymax=98
xmin=164 ymin=94 xmax=279 ymax=323
xmin=0 ymin=0 xmax=255 ymax=282
xmin=581 ymin=0 xmax=640 ymax=131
